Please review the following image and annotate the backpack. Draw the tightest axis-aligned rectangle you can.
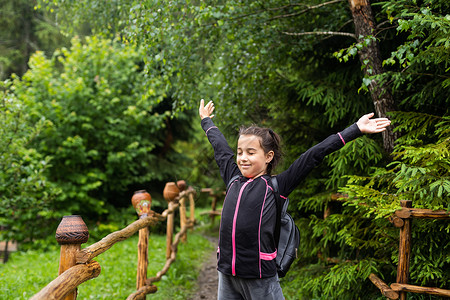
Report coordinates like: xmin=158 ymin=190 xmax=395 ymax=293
xmin=226 ymin=175 xmax=300 ymax=278
xmin=270 ymin=176 xmax=300 ymax=278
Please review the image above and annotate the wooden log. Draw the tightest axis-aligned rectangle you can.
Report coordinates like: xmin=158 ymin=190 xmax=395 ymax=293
xmin=126 ymin=285 xmax=158 ymax=300
xmin=397 ymin=200 xmax=413 ymax=300
xmin=166 ymin=201 xmax=176 ymax=259
xmin=179 ymin=196 xmax=187 ymax=243
xmin=77 ymin=214 xmax=161 ymax=264
xmin=30 ymin=261 xmax=101 ymax=300
xmin=161 ymin=202 xmax=180 ymax=218
xmin=201 ymin=188 xmax=214 ymax=194
xmin=368 ymin=273 xmax=399 ymax=299
xmin=200 ymin=211 xmax=222 ymax=216
xmin=188 ymin=189 xmax=195 ymax=232
xmin=389 ymin=215 xmax=405 ymax=228
xmin=136 ymin=227 xmax=149 ymax=291
xmin=55 ymin=215 xmax=89 ymax=300
xmin=211 ymin=195 xmax=218 ymax=226
xmin=395 ymin=208 xmax=450 ymax=219
xmin=58 ymin=244 xmax=80 ymax=278
xmin=146 ymin=224 xmax=192 ymax=285
xmin=390 ymin=283 xmax=450 ymax=297
xmin=56 ymin=246 xmax=80 ymax=299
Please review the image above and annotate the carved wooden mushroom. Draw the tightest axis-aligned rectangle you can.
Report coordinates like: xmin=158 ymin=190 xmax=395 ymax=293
xmin=55 ymin=215 xmax=89 ymax=300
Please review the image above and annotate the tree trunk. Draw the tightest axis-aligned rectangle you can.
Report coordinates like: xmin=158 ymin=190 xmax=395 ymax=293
xmin=348 ymin=0 xmax=398 ymax=153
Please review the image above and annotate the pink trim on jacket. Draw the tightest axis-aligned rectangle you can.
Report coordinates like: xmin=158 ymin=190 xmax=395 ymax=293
xmin=232 ymin=178 xmax=252 ymax=276
xmin=205 ymin=126 xmax=218 ymax=135
xmin=258 ymin=177 xmax=270 ymax=277
xmin=338 ymin=132 xmax=346 ymax=145
xmin=260 ymin=250 xmax=277 ymax=260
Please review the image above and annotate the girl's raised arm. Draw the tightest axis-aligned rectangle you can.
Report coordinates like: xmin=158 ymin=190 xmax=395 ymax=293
xmin=199 ymin=99 xmax=215 ymax=120
xmin=356 ymin=113 xmax=391 ymax=134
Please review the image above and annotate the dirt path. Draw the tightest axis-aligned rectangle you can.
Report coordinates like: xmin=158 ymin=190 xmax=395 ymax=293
xmin=189 ymin=237 xmax=218 ymax=300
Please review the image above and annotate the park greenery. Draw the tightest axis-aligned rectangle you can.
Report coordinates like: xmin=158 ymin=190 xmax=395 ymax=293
xmin=0 ymin=231 xmax=214 ymax=299
xmin=1 ymin=0 xmax=449 ymax=299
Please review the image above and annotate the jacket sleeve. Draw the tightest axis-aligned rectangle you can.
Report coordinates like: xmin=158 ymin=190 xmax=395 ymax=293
xmin=276 ymin=123 xmax=362 ymax=196
xmin=201 ymin=117 xmax=241 ymax=185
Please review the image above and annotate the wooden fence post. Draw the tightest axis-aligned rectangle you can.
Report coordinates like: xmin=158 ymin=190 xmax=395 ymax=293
xmin=165 ymin=202 xmax=175 ymax=259
xmin=210 ymin=194 xmax=218 ymax=226
xmin=131 ymin=190 xmax=152 ymax=295
xmin=396 ymin=200 xmax=413 ymax=300
xmin=164 ymin=182 xmax=180 ymax=259
xmin=137 ymin=227 xmax=149 ymax=293
xmin=55 ymin=215 xmax=89 ymax=300
xmin=188 ymin=187 xmax=195 ymax=232
xmin=179 ymin=195 xmax=187 ymax=243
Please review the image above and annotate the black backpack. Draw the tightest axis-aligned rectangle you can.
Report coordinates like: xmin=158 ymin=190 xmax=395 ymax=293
xmin=226 ymin=176 xmax=300 ymax=278
xmin=270 ymin=176 xmax=300 ymax=278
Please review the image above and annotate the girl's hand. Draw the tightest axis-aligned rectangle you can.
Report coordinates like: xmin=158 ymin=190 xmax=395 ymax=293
xmin=356 ymin=113 xmax=391 ymax=134
xmin=199 ymin=99 xmax=215 ymax=120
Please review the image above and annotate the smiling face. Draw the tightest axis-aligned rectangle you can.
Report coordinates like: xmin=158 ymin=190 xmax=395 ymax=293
xmin=237 ymin=134 xmax=274 ymax=178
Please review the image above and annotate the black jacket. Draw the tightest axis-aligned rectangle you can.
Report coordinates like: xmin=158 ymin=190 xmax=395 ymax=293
xmin=201 ymin=117 xmax=361 ymax=278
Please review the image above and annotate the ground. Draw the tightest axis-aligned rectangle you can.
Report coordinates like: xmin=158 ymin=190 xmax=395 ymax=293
xmin=189 ymin=236 xmax=218 ymax=300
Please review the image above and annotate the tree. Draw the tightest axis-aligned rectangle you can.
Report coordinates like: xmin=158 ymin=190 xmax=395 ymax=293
xmin=10 ymin=36 xmax=194 ymax=226
xmin=0 ymin=0 xmax=69 ymax=80
xmin=347 ymin=0 xmax=398 ymax=153
xmin=0 ymin=80 xmax=60 ymax=248
xmin=28 ymin=0 xmax=450 ymax=297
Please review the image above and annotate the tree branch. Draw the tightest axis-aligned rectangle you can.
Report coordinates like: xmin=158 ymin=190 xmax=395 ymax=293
xmin=202 ymin=0 xmax=346 ymax=27
xmin=282 ymin=31 xmax=356 ymax=39
xmin=268 ymin=0 xmax=346 ymax=21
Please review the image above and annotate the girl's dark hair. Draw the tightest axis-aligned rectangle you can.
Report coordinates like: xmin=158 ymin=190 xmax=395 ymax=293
xmin=238 ymin=125 xmax=283 ymax=175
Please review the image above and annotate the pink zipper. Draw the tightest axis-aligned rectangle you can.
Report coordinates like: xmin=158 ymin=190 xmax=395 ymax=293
xmin=258 ymin=178 xmax=270 ymax=277
xmin=232 ymin=178 xmax=252 ymax=276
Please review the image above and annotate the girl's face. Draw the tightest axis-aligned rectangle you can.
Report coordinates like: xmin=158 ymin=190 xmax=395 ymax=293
xmin=237 ymin=134 xmax=274 ymax=178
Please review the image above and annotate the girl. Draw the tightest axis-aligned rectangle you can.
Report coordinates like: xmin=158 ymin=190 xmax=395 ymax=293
xmin=199 ymin=99 xmax=391 ymax=300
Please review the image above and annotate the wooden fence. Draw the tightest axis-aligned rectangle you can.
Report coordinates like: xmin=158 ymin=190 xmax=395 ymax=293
xmin=369 ymin=200 xmax=450 ymax=299
xmin=199 ymin=191 xmax=450 ymax=299
xmin=27 ymin=184 xmax=449 ymax=300
xmin=30 ymin=180 xmax=197 ymax=300
xmin=200 ymin=187 xmax=225 ymax=226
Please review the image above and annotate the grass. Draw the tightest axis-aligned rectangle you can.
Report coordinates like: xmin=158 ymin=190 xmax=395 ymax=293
xmin=0 ymin=220 xmax=216 ymax=299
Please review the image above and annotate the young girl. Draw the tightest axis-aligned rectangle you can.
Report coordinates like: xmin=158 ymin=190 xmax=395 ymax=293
xmin=199 ymin=99 xmax=391 ymax=300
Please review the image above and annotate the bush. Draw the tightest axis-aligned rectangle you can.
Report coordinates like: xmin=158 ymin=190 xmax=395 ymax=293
xmin=0 ymin=80 xmax=60 ymax=247
xmin=5 ymin=36 xmax=195 ymax=245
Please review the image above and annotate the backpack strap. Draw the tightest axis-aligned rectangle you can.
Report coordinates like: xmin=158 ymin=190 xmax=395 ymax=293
xmin=271 ymin=176 xmax=283 ymax=247
xmin=226 ymin=175 xmax=241 ymax=192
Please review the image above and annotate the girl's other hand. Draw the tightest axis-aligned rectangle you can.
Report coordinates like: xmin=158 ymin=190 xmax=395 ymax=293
xmin=199 ymin=99 xmax=215 ymax=120
xmin=357 ymin=113 xmax=391 ymax=134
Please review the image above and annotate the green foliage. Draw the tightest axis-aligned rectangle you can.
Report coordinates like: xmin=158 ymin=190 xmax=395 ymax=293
xmin=332 ymin=112 xmax=450 ymax=297
xmin=0 ymin=80 xmax=61 ymax=246
xmin=379 ymin=0 xmax=449 ymax=114
xmin=4 ymin=0 xmax=449 ymax=298
xmin=8 ymin=36 xmax=194 ymax=235
xmin=0 ymin=0 xmax=70 ymax=80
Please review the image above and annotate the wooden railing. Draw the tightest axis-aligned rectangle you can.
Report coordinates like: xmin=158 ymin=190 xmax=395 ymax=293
xmin=200 ymin=187 xmax=225 ymax=226
xmin=30 ymin=181 xmax=197 ymax=300
xmin=369 ymin=200 xmax=450 ymax=299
